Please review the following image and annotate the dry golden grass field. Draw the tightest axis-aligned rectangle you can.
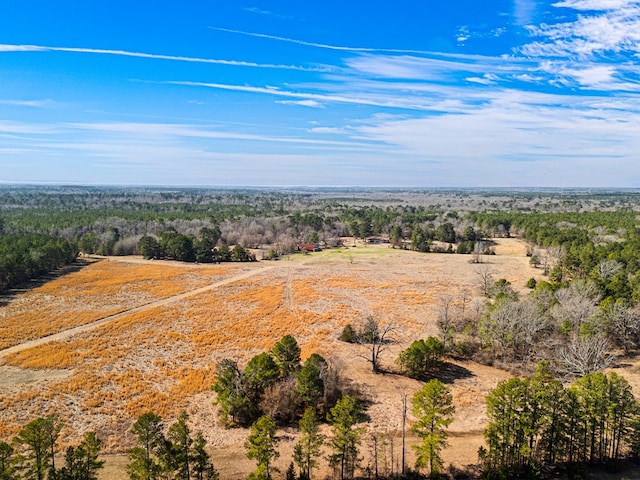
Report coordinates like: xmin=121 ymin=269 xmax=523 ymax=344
xmin=1 ymin=239 xmax=610 ymax=479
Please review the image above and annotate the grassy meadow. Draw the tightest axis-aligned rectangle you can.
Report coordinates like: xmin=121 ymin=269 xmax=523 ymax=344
xmin=0 ymin=241 xmax=540 ymax=476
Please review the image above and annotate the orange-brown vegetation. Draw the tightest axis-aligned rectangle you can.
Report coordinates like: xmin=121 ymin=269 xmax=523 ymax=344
xmin=3 ymin=341 xmax=81 ymax=369
xmin=0 ymin=259 xmax=233 ymax=350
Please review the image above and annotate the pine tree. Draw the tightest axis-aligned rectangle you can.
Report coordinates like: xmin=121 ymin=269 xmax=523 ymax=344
xmin=167 ymin=411 xmax=193 ymax=480
xmin=327 ymin=396 xmax=364 ymax=480
xmin=127 ymin=412 xmax=165 ymax=480
xmin=285 ymin=462 xmax=296 ymax=480
xmin=270 ymin=335 xmax=301 ymax=378
xmin=294 ymin=407 xmax=324 ymax=480
xmin=212 ymin=358 xmax=256 ymax=426
xmin=296 ymin=356 xmax=326 ymax=407
xmin=483 ymin=377 xmax=530 ymax=474
xmin=0 ymin=442 xmax=18 ymax=480
xmin=58 ymin=432 xmax=104 ymax=480
xmin=411 ymin=379 xmax=454 ymax=477
xmin=192 ymin=433 xmax=218 ymax=480
xmin=15 ymin=414 xmax=62 ymax=480
xmin=245 ymin=416 xmax=279 ymax=480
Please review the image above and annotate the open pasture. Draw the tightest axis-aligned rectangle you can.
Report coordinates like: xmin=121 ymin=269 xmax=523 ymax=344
xmin=0 ymin=259 xmax=238 ymax=350
xmin=0 ymin=240 xmax=539 ymax=475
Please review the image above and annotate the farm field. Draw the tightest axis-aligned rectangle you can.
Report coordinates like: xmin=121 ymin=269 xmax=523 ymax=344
xmin=1 ymin=239 xmax=555 ymax=478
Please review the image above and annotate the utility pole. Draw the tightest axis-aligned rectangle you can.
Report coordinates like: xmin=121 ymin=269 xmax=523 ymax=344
xmin=401 ymin=392 xmax=407 ymax=476
xmin=373 ymin=435 xmax=378 ymax=480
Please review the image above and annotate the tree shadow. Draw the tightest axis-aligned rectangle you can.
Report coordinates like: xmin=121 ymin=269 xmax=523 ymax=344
xmin=385 ymin=361 xmax=475 ymax=384
xmin=612 ymin=350 xmax=640 ymax=368
xmin=0 ymin=258 xmax=97 ymax=307
xmin=435 ymin=362 xmax=475 ymax=384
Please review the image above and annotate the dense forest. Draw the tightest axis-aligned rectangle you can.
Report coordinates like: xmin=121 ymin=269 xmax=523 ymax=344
xmin=0 ymin=234 xmax=78 ymax=291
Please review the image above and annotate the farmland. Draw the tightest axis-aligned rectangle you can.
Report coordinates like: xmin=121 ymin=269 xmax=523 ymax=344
xmin=0 ymin=239 xmax=537 ymax=478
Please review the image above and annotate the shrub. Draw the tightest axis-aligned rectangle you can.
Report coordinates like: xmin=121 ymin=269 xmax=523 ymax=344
xmin=340 ymin=324 xmax=356 ymax=343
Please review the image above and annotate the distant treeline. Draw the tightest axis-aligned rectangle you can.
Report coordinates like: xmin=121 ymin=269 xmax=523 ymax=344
xmin=3 ymin=187 xmax=640 ymax=295
xmin=0 ymin=233 xmax=78 ymax=291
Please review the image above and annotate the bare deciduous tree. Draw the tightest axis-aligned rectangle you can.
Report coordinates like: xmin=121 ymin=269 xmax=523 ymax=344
xmin=535 ymin=246 xmax=564 ymax=276
xmin=546 ymin=246 xmax=566 ymax=275
xmin=552 ymin=279 xmax=600 ymax=332
xmin=458 ymin=289 xmax=471 ymax=320
xmin=556 ymin=335 xmax=616 ymax=377
xmin=530 ymin=284 xmax=556 ymax=311
xmin=356 ymin=316 xmax=397 ymax=373
xmin=476 ymin=266 xmax=494 ymax=296
xmin=469 ymin=298 xmax=487 ymax=334
xmin=597 ymin=259 xmax=622 ymax=279
xmin=480 ymin=298 xmax=549 ymax=363
xmin=436 ymin=295 xmax=455 ymax=351
xmin=472 ymin=241 xmax=485 ymax=264
xmin=605 ymin=303 xmax=640 ymax=354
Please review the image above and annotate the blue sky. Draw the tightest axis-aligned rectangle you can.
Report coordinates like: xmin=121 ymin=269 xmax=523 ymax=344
xmin=1 ymin=1 xmax=639 ymax=187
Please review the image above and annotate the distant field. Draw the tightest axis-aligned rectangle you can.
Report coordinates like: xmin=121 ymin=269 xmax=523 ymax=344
xmin=0 ymin=240 xmax=543 ymax=478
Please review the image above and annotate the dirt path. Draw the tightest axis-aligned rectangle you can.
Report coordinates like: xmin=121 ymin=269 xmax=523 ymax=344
xmin=0 ymin=264 xmax=276 ymax=360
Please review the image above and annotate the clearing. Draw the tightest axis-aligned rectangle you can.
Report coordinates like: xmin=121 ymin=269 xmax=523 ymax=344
xmin=0 ymin=239 xmax=560 ymax=478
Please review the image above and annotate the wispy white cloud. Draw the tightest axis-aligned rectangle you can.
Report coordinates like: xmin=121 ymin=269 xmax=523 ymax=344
xmin=521 ymin=4 xmax=640 ymax=58
xmin=351 ymin=89 xmax=640 ymax=186
xmin=457 ymin=27 xmax=470 ymax=45
xmin=0 ymin=44 xmax=45 ymax=52
xmin=65 ymin=121 xmax=374 ymax=147
xmin=0 ymin=43 xmax=326 ymax=72
xmin=244 ymin=7 xmax=292 ymax=19
xmin=514 ymin=0 xmax=537 ymax=25
xmin=209 ymin=27 xmax=438 ymax=55
xmin=166 ymin=80 xmax=445 ymax=110
xmin=0 ymin=121 xmax=60 ymax=135
xmin=343 ymin=54 xmax=488 ymax=80
xmin=561 ymin=65 xmax=617 ymax=86
xmin=552 ymin=0 xmax=638 ymax=10
xmin=276 ymin=100 xmax=324 ymax=108
xmin=309 ymin=127 xmax=348 ymax=134
xmin=0 ymin=99 xmax=54 ymax=108
xmin=466 ymin=74 xmax=499 ymax=84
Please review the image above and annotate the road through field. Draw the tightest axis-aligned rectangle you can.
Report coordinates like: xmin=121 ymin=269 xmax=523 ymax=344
xmin=0 ymin=263 xmax=277 ymax=360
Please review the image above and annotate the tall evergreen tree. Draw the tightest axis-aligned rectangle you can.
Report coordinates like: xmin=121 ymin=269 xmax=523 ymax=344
xmin=296 ymin=355 xmax=326 ymax=407
xmin=127 ymin=412 xmax=165 ymax=480
xmin=294 ymin=407 xmax=324 ymax=480
xmin=245 ymin=415 xmax=279 ymax=480
xmin=483 ymin=377 xmax=531 ymax=475
xmin=270 ymin=335 xmax=301 ymax=379
xmin=58 ymin=431 xmax=104 ymax=480
xmin=15 ymin=414 xmax=62 ymax=480
xmin=327 ymin=396 xmax=364 ymax=480
xmin=212 ymin=359 xmax=256 ymax=426
xmin=167 ymin=411 xmax=193 ymax=480
xmin=411 ymin=379 xmax=454 ymax=477
xmin=191 ymin=433 xmax=218 ymax=480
